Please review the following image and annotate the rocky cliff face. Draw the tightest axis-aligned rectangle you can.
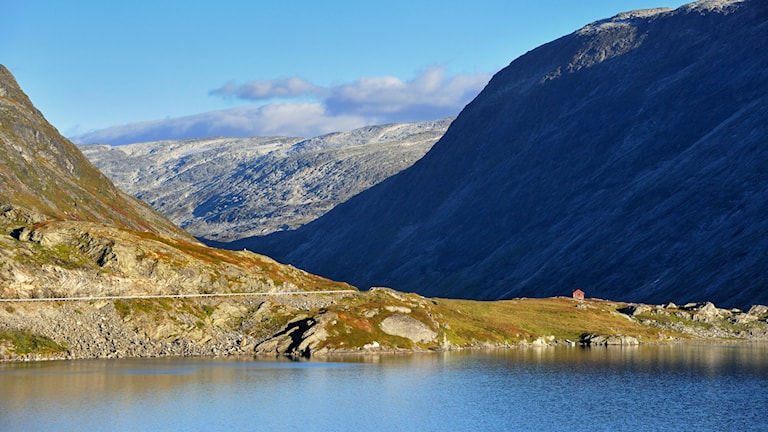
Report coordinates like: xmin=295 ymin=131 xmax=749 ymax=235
xmin=233 ymin=0 xmax=768 ymax=309
xmin=80 ymin=119 xmax=451 ymax=241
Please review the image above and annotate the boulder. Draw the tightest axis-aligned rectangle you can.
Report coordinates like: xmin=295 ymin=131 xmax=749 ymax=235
xmin=530 ymin=335 xmax=555 ymax=346
xmin=254 ymin=312 xmax=337 ymax=358
xmin=379 ymin=314 xmax=437 ymax=344
xmin=211 ymin=303 xmax=248 ymax=328
xmin=748 ymin=305 xmax=768 ymax=318
xmin=692 ymin=302 xmax=730 ymax=323
xmin=618 ymin=304 xmax=652 ymax=317
xmin=385 ymin=305 xmax=412 ymax=314
xmin=580 ymin=334 xmax=639 ymax=346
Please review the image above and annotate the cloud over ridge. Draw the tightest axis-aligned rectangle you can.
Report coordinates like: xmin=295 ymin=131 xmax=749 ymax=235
xmin=73 ymin=67 xmax=491 ymax=145
xmin=210 ymin=77 xmax=328 ymax=101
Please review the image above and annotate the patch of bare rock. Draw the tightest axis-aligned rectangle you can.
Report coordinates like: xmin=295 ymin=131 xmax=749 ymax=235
xmin=379 ymin=314 xmax=438 ymax=344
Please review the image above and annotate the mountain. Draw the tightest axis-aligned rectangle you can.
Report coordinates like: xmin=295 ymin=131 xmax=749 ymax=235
xmin=3 ymin=65 xmax=633 ymax=360
xmin=0 ymin=66 xmax=188 ymax=240
xmin=0 ymin=63 xmax=354 ymax=301
xmin=2 ymin=64 xmax=767 ymax=362
xmin=229 ymin=0 xmax=768 ymax=309
xmin=80 ymin=119 xmax=451 ymax=241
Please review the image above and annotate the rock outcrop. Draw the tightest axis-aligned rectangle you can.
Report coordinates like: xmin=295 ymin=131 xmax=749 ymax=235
xmin=379 ymin=314 xmax=439 ymax=344
xmin=254 ymin=311 xmax=338 ymax=358
xmin=617 ymin=301 xmax=768 ymax=339
xmin=0 ymin=294 xmax=346 ymax=361
xmin=0 ymin=219 xmax=341 ymax=300
xmin=580 ymin=334 xmax=640 ymax=346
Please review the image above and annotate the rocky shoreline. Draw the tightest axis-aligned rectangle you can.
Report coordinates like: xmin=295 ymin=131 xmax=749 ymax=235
xmin=2 ymin=292 xmax=767 ymax=363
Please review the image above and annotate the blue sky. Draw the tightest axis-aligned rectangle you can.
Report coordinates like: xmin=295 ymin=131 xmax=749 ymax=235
xmin=3 ymin=0 xmax=688 ymax=144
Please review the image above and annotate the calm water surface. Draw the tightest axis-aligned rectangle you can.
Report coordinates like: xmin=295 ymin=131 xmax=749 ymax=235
xmin=1 ymin=344 xmax=767 ymax=431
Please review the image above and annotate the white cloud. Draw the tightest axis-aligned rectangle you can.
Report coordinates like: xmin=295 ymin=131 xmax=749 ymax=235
xmin=213 ymin=67 xmax=492 ymax=117
xmin=72 ymin=103 xmax=372 ymax=145
xmin=325 ymin=67 xmax=492 ymax=117
xmin=210 ymin=77 xmax=327 ymax=100
xmin=246 ymin=102 xmax=367 ymax=137
xmin=72 ymin=67 xmax=492 ymax=145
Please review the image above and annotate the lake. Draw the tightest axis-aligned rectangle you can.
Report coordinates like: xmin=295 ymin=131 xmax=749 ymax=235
xmin=1 ymin=344 xmax=767 ymax=431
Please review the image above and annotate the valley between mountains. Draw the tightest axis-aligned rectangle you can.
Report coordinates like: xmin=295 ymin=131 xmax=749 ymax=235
xmin=3 ymin=0 xmax=768 ymax=361
xmin=79 ymin=118 xmax=451 ymax=242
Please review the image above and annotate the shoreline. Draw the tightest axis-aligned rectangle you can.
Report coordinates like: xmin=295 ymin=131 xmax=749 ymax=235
xmin=7 ymin=341 xmax=768 ymax=365
xmin=4 ymin=330 xmax=767 ymax=364
xmin=2 ymin=294 xmax=767 ymax=363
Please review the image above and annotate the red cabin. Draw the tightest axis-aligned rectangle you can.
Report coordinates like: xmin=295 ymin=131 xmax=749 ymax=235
xmin=572 ymin=289 xmax=585 ymax=300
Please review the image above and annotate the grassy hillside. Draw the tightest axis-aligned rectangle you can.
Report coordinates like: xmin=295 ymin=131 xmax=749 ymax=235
xmin=0 ymin=65 xmax=190 ymax=240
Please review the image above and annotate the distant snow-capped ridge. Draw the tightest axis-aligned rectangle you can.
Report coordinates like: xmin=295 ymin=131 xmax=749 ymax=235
xmin=80 ymin=118 xmax=453 ymax=242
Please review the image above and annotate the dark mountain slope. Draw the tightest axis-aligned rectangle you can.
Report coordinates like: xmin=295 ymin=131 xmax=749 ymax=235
xmin=227 ymin=0 xmax=767 ymax=308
